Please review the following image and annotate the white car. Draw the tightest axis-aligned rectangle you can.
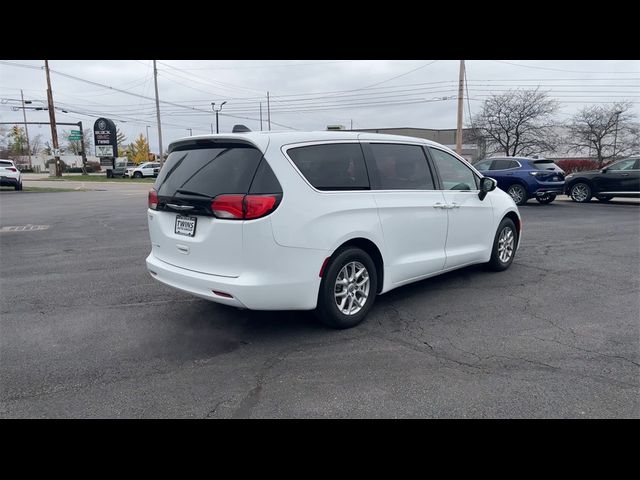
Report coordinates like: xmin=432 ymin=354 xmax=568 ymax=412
xmin=0 ymin=159 xmax=23 ymax=190
xmin=127 ymin=162 xmax=161 ymax=178
xmin=146 ymin=130 xmax=521 ymax=328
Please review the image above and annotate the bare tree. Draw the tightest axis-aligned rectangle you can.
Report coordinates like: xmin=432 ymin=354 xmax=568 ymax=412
xmin=470 ymin=88 xmax=560 ymax=157
xmin=64 ymin=129 xmax=93 ymax=155
xmin=566 ymin=102 xmax=639 ymax=167
xmin=30 ymin=134 xmax=43 ymax=156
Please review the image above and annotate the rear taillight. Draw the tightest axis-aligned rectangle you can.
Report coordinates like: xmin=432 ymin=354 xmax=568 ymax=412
xmin=7 ymin=167 xmax=17 ymax=172
xmin=211 ymin=195 xmax=245 ymax=219
xmin=245 ymin=195 xmax=277 ymax=219
xmin=210 ymin=194 xmax=280 ymax=220
xmin=148 ymin=189 xmax=158 ymax=210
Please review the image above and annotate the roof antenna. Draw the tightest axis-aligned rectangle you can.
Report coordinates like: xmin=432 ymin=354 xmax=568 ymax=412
xmin=232 ymin=124 xmax=251 ymax=133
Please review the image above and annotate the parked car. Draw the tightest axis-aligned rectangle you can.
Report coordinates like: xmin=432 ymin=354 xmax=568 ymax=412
xmin=0 ymin=159 xmax=23 ymax=190
xmin=107 ymin=160 xmax=136 ymax=178
xmin=565 ymin=156 xmax=640 ymax=203
xmin=146 ymin=130 xmax=521 ymax=329
xmin=474 ymin=157 xmax=565 ymax=205
xmin=127 ymin=162 xmax=161 ymax=178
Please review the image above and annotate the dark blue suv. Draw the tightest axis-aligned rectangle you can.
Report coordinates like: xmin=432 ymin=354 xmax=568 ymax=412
xmin=474 ymin=157 xmax=565 ymax=205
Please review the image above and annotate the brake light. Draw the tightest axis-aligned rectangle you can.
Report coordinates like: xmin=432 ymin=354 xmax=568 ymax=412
xmin=7 ymin=167 xmax=17 ymax=172
xmin=245 ymin=195 xmax=277 ymax=219
xmin=148 ymin=189 xmax=158 ymax=210
xmin=211 ymin=194 xmax=279 ymax=220
xmin=211 ymin=195 xmax=245 ymax=219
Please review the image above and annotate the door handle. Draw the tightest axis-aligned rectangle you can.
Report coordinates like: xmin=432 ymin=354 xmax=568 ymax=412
xmin=621 ymin=173 xmax=630 ymax=176
xmin=449 ymin=202 xmax=460 ymax=209
xmin=433 ymin=203 xmax=447 ymax=209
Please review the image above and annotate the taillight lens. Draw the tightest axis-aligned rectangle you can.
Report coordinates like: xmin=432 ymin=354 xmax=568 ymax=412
xmin=210 ymin=194 xmax=280 ymax=220
xmin=245 ymin=195 xmax=277 ymax=219
xmin=7 ymin=167 xmax=17 ymax=172
xmin=148 ymin=189 xmax=158 ymax=210
xmin=211 ymin=195 xmax=245 ymax=219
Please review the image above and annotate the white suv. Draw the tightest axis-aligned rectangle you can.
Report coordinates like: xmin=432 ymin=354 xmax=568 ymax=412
xmin=146 ymin=130 xmax=521 ymax=328
xmin=0 ymin=159 xmax=23 ymax=190
xmin=127 ymin=162 xmax=161 ymax=178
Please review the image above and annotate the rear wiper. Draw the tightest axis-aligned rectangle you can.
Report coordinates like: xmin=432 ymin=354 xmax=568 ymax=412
xmin=175 ymin=189 xmax=211 ymax=198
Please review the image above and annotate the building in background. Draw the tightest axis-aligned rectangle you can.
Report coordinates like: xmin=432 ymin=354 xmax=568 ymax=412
xmin=344 ymin=127 xmax=484 ymax=162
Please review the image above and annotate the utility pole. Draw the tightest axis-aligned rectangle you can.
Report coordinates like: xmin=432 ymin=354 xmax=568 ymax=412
xmin=456 ymin=60 xmax=465 ymax=155
xmin=613 ymin=110 xmax=622 ymax=160
xmin=44 ymin=60 xmax=61 ymax=176
xmin=153 ymin=60 xmax=164 ymax=165
xmin=350 ymin=119 xmax=353 ymax=130
xmin=78 ymin=121 xmax=87 ymax=175
xmin=211 ymin=102 xmax=227 ymax=134
xmin=145 ymin=125 xmax=150 ymax=144
xmin=20 ymin=89 xmax=32 ymax=168
xmin=210 ymin=123 xmax=213 ymax=134
xmin=267 ymin=92 xmax=271 ymax=131
xmin=260 ymin=102 xmax=263 ymax=131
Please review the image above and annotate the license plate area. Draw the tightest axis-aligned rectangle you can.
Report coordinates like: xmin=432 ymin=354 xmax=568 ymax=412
xmin=175 ymin=215 xmax=197 ymax=237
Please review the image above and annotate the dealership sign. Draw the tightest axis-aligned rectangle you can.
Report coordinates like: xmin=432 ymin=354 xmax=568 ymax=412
xmin=93 ymin=118 xmax=118 ymax=158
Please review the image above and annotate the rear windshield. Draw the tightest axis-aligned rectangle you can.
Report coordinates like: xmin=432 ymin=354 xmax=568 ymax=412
xmin=533 ymin=160 xmax=561 ymax=170
xmin=0 ymin=161 xmax=13 ymax=166
xmin=155 ymin=143 xmax=264 ymax=197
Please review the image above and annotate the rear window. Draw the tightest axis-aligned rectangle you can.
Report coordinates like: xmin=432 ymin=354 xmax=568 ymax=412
xmin=155 ymin=143 xmax=264 ymax=197
xmin=366 ymin=143 xmax=435 ymax=190
xmin=533 ymin=160 xmax=561 ymax=170
xmin=0 ymin=161 xmax=13 ymax=167
xmin=287 ymin=143 xmax=369 ymax=190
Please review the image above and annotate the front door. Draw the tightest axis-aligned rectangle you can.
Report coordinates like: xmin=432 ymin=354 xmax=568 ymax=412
xmin=428 ymin=147 xmax=495 ymax=269
xmin=598 ymin=158 xmax=640 ymax=193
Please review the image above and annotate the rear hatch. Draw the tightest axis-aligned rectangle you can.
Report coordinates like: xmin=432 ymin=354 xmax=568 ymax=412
xmin=0 ymin=161 xmax=18 ymax=178
xmin=531 ymin=159 xmax=565 ymax=182
xmin=148 ymin=138 xmax=275 ymax=277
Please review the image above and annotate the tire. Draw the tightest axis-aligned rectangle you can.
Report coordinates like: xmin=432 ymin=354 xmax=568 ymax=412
xmin=488 ymin=217 xmax=517 ymax=272
xmin=569 ymin=182 xmax=592 ymax=203
xmin=507 ymin=184 xmax=528 ymax=206
xmin=536 ymin=194 xmax=556 ymax=204
xmin=315 ymin=247 xmax=378 ymax=329
xmin=134 ymin=171 xmax=143 ymax=178
xmin=15 ymin=182 xmax=22 ymax=191
xmin=596 ymin=195 xmax=612 ymax=203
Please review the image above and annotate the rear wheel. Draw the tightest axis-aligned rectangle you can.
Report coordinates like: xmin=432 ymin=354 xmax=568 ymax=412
xmin=570 ymin=182 xmax=592 ymax=203
xmin=507 ymin=184 xmax=528 ymax=206
xmin=134 ymin=171 xmax=143 ymax=178
xmin=488 ymin=218 xmax=517 ymax=271
xmin=596 ymin=195 xmax=612 ymax=202
xmin=15 ymin=182 xmax=22 ymax=191
xmin=536 ymin=194 xmax=556 ymax=204
xmin=316 ymin=247 xmax=378 ymax=329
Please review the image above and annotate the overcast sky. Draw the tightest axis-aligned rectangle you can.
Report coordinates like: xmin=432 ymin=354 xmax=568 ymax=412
xmin=1 ymin=60 xmax=638 ymax=154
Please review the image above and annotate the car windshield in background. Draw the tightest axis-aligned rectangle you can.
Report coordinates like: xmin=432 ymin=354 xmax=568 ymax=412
xmin=533 ymin=160 xmax=561 ymax=170
xmin=155 ymin=143 xmax=264 ymax=198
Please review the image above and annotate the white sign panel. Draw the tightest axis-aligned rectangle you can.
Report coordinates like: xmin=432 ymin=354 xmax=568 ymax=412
xmin=96 ymin=145 xmax=114 ymax=157
xmin=52 ymin=149 xmax=61 ymax=156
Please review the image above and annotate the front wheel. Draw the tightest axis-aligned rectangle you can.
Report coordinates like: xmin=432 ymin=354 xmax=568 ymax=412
xmin=487 ymin=218 xmax=517 ymax=271
xmin=507 ymin=184 xmax=528 ymax=206
xmin=316 ymin=248 xmax=378 ymax=329
xmin=536 ymin=194 xmax=556 ymax=204
xmin=133 ymin=171 xmax=143 ymax=178
xmin=569 ymin=182 xmax=592 ymax=203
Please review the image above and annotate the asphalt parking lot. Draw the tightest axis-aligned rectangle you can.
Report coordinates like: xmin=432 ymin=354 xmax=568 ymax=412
xmin=1 ymin=185 xmax=638 ymax=418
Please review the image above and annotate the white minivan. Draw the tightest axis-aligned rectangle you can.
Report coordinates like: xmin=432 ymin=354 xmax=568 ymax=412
xmin=146 ymin=130 xmax=521 ymax=328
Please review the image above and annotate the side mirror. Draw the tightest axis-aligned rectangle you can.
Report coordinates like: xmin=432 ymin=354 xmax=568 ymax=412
xmin=479 ymin=177 xmax=497 ymax=201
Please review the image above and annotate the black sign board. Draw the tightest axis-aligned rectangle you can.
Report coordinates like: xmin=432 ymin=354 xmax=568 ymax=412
xmin=93 ymin=118 xmax=118 ymax=159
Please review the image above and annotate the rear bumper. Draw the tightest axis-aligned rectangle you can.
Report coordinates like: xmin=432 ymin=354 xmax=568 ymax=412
xmin=533 ymin=182 xmax=565 ymax=196
xmin=146 ymin=251 xmax=325 ymax=311
xmin=0 ymin=176 xmax=20 ymax=187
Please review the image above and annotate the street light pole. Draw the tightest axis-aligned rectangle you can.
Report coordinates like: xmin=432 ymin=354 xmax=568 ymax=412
xmin=211 ymin=101 xmax=227 ymax=134
xmin=20 ymin=90 xmax=32 ymax=168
